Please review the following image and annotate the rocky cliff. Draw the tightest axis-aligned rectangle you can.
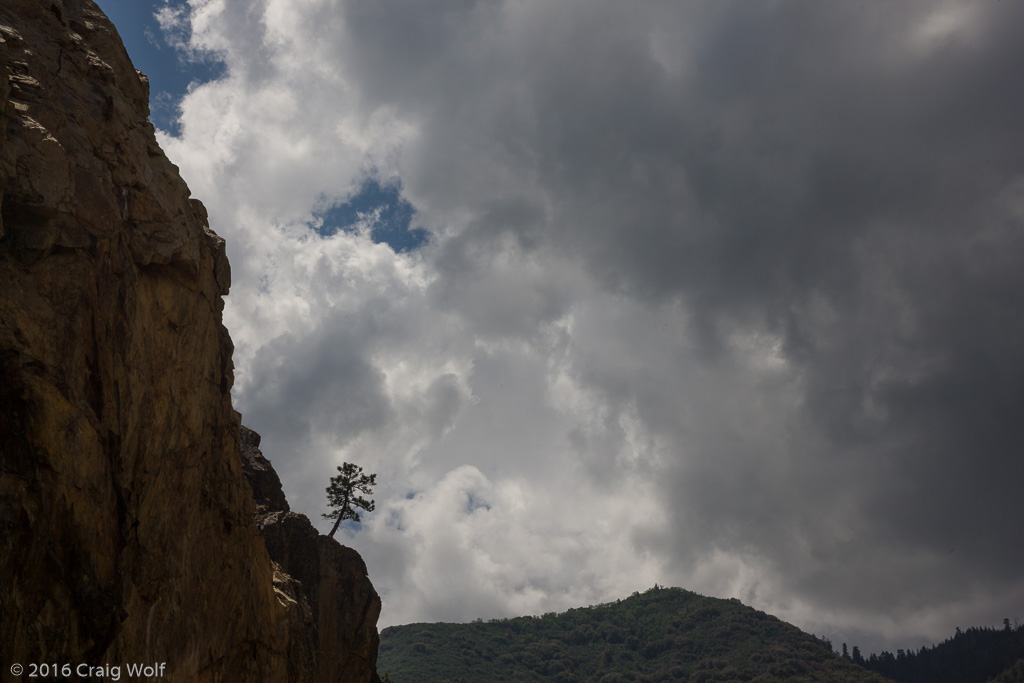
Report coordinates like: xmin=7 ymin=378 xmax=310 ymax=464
xmin=242 ymin=427 xmax=382 ymax=683
xmin=0 ymin=1 xmax=379 ymax=681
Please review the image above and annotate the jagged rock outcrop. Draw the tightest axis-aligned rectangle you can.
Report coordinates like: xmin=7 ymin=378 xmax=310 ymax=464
xmin=242 ymin=427 xmax=383 ymax=683
xmin=0 ymin=2 xmax=379 ymax=681
xmin=241 ymin=425 xmax=291 ymax=513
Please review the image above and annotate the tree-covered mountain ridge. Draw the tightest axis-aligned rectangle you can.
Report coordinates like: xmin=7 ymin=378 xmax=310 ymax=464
xmin=378 ymin=585 xmax=892 ymax=682
xmin=856 ymin=620 xmax=1024 ymax=683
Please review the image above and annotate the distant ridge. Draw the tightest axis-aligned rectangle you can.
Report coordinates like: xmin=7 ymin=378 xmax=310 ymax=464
xmin=858 ymin=621 xmax=1024 ymax=683
xmin=378 ymin=585 xmax=891 ymax=682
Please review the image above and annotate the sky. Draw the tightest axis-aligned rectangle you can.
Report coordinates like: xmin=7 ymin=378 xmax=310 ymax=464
xmin=94 ymin=0 xmax=1024 ymax=656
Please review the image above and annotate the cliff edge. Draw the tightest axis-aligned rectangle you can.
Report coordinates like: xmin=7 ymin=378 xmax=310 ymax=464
xmin=242 ymin=426 xmax=382 ymax=683
xmin=0 ymin=1 xmax=379 ymax=680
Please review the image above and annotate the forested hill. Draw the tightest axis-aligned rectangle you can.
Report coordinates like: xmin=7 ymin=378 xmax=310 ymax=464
xmin=857 ymin=621 xmax=1024 ymax=683
xmin=377 ymin=586 xmax=891 ymax=682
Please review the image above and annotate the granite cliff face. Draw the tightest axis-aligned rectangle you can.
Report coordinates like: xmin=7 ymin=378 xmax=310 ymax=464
xmin=0 ymin=1 xmax=379 ymax=680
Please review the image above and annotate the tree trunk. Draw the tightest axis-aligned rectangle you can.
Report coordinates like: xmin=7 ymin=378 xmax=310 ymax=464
xmin=328 ymin=514 xmax=343 ymax=539
xmin=327 ymin=493 xmax=349 ymax=538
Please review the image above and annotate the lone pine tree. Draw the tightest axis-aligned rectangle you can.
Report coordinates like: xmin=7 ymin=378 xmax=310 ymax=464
xmin=323 ymin=462 xmax=376 ymax=539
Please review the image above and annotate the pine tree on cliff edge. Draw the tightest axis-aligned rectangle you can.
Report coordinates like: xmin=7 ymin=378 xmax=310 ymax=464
xmin=323 ymin=463 xmax=376 ymax=539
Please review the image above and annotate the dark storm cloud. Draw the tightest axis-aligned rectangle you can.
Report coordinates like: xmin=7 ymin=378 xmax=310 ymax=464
xmin=660 ymin=5 xmax=1024 ymax=607
xmin=162 ymin=0 xmax=1024 ymax=642
xmin=328 ymin=0 xmax=1024 ymax=624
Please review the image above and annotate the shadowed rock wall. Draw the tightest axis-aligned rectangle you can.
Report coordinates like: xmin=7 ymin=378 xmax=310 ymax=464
xmin=243 ymin=426 xmax=382 ymax=683
xmin=0 ymin=2 xmax=379 ymax=680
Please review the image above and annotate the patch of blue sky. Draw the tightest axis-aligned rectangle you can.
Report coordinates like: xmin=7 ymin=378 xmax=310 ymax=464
xmin=464 ymin=493 xmax=491 ymax=514
xmin=339 ymin=519 xmax=364 ymax=536
xmin=93 ymin=0 xmax=225 ymax=135
xmin=313 ymin=179 xmax=429 ymax=253
xmin=385 ymin=509 xmax=406 ymax=532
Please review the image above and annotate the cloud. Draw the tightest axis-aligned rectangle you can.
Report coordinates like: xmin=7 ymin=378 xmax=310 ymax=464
xmin=156 ymin=0 xmax=1024 ymax=649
